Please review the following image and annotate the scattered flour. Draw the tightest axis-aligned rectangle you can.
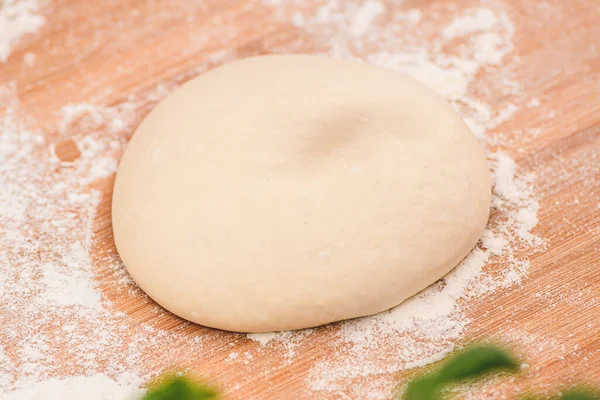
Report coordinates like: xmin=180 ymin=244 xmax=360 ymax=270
xmin=0 ymin=0 xmax=46 ymax=63
xmin=441 ymin=8 xmax=501 ymax=39
xmin=350 ymin=0 xmax=386 ymax=37
xmin=3 ymin=374 xmax=144 ymax=400
xmin=0 ymin=83 xmax=207 ymax=398
xmin=39 ymin=243 xmax=102 ymax=310
xmin=22 ymin=52 xmax=36 ymax=67
xmin=246 ymin=332 xmax=280 ymax=346
xmin=1 ymin=1 xmax=551 ymax=399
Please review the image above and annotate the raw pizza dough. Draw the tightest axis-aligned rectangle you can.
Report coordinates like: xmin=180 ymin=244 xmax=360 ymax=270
xmin=112 ymin=54 xmax=491 ymax=333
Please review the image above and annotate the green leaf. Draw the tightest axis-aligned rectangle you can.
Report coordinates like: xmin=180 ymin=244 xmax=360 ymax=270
xmin=436 ymin=344 xmax=519 ymax=382
xmin=402 ymin=375 xmax=441 ymax=400
xmin=401 ymin=344 xmax=519 ymax=400
xmin=561 ymin=388 xmax=600 ymax=400
xmin=143 ymin=375 xmax=219 ymax=400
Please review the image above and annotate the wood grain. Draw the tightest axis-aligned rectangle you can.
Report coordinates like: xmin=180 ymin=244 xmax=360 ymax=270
xmin=2 ymin=0 xmax=599 ymax=399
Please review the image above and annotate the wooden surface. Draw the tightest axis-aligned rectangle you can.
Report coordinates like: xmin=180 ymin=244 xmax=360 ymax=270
xmin=2 ymin=0 xmax=600 ymax=398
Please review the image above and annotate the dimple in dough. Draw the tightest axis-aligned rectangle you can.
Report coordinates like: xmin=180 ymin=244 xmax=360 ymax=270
xmin=112 ymin=54 xmax=491 ymax=333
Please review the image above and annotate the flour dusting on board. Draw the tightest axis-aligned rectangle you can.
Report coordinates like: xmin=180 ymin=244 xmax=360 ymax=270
xmin=0 ymin=86 xmax=204 ymax=398
xmin=0 ymin=0 xmax=46 ymax=63
xmin=2 ymin=374 xmax=145 ymax=400
xmin=0 ymin=0 xmax=549 ymax=399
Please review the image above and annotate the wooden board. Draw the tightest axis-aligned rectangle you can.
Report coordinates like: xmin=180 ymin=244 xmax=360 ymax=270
xmin=1 ymin=0 xmax=599 ymax=398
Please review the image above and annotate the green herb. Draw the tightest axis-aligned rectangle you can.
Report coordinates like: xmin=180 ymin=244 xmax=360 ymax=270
xmin=560 ymin=388 xmax=600 ymax=400
xmin=139 ymin=342 xmax=599 ymax=400
xmin=436 ymin=344 xmax=520 ymax=382
xmin=402 ymin=375 xmax=441 ymax=400
xmin=402 ymin=344 xmax=519 ymax=400
xmin=143 ymin=375 xmax=219 ymax=400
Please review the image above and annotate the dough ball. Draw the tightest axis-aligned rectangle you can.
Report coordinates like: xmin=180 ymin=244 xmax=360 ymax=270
xmin=112 ymin=55 xmax=491 ymax=332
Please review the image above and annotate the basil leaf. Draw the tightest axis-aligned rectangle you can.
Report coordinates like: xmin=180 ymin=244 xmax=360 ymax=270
xmin=437 ymin=344 xmax=519 ymax=382
xmin=143 ymin=376 xmax=219 ymax=400
xmin=561 ymin=388 xmax=600 ymax=400
xmin=401 ymin=344 xmax=519 ymax=400
xmin=402 ymin=375 xmax=441 ymax=400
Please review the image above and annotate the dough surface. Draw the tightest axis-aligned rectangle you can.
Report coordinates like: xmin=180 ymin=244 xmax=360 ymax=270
xmin=112 ymin=54 xmax=491 ymax=332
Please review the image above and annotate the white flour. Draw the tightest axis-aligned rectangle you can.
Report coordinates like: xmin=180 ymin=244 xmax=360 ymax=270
xmin=349 ymin=1 xmax=386 ymax=37
xmin=0 ymin=0 xmax=46 ymax=63
xmin=1 ymin=1 xmax=551 ymax=399
xmin=2 ymin=374 xmax=144 ymax=400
